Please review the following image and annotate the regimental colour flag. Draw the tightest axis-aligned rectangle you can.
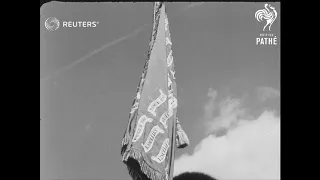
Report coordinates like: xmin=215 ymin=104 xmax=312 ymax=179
xmin=121 ymin=2 xmax=190 ymax=180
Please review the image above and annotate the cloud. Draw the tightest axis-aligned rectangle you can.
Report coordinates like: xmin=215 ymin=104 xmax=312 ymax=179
xmin=204 ymin=88 xmax=251 ymax=135
xmin=174 ymin=90 xmax=280 ymax=180
xmin=203 ymin=88 xmax=218 ymax=129
xmin=207 ymin=87 xmax=218 ymax=100
xmin=256 ymin=86 xmax=280 ymax=102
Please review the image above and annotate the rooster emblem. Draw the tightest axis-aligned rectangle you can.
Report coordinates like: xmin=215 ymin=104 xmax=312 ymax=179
xmin=255 ymin=4 xmax=277 ymax=31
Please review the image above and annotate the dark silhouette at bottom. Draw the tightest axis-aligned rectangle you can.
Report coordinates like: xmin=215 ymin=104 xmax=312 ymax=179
xmin=126 ymin=158 xmax=217 ymax=180
xmin=126 ymin=158 xmax=150 ymax=180
xmin=174 ymin=172 xmax=217 ymax=180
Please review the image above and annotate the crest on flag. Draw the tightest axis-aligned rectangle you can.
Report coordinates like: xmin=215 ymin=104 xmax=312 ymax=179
xmin=121 ymin=2 xmax=189 ymax=180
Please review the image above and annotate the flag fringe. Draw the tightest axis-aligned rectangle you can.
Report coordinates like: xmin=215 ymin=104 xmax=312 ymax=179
xmin=121 ymin=134 xmax=129 ymax=147
xmin=123 ymin=148 xmax=166 ymax=180
xmin=120 ymin=135 xmax=129 ymax=156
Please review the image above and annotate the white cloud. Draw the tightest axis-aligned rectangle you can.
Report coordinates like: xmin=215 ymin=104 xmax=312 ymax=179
xmin=256 ymin=86 xmax=280 ymax=102
xmin=174 ymin=89 xmax=280 ymax=180
xmin=204 ymin=89 xmax=251 ymax=135
xmin=203 ymin=88 xmax=218 ymax=131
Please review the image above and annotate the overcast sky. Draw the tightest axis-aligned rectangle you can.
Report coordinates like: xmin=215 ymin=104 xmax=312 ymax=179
xmin=40 ymin=2 xmax=280 ymax=180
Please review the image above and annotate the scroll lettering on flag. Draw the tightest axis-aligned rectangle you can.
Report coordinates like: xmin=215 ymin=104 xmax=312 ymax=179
xmin=120 ymin=2 xmax=189 ymax=180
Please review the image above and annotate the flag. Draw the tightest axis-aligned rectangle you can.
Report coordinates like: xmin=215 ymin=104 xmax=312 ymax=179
xmin=121 ymin=2 xmax=189 ymax=180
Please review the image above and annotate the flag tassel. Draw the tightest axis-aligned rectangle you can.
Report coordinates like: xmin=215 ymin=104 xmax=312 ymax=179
xmin=176 ymin=120 xmax=190 ymax=148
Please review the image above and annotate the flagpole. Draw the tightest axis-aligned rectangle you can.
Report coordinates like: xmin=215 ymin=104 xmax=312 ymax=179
xmin=168 ymin=115 xmax=176 ymax=180
xmin=163 ymin=2 xmax=177 ymax=179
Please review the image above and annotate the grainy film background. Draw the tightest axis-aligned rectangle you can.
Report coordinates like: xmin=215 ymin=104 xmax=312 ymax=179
xmin=40 ymin=2 xmax=280 ymax=180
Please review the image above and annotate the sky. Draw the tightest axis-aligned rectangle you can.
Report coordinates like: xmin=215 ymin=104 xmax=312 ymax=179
xmin=40 ymin=2 xmax=280 ymax=180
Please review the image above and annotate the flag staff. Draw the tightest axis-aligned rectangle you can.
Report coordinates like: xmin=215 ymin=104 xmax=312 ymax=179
xmin=165 ymin=3 xmax=177 ymax=180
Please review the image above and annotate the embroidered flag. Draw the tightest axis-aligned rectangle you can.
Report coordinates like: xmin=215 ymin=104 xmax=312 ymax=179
xmin=121 ymin=2 xmax=189 ymax=180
